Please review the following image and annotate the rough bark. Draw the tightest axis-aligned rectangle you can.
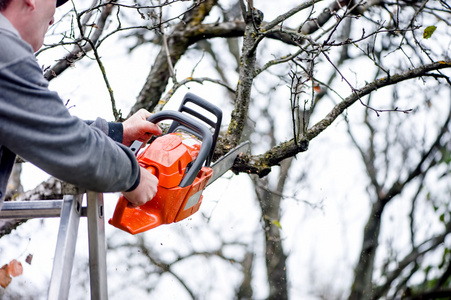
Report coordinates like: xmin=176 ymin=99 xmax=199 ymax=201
xmin=0 ymin=177 xmax=63 ymax=238
xmin=130 ymin=0 xmax=219 ymax=115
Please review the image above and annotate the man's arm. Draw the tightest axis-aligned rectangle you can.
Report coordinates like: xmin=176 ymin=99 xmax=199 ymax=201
xmin=0 ymin=38 xmax=139 ymax=193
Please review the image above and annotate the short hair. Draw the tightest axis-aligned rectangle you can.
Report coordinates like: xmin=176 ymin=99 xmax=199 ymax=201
xmin=0 ymin=0 xmax=13 ymax=11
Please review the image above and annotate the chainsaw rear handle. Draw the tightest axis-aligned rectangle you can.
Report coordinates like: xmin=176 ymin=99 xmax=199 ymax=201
xmin=147 ymin=111 xmax=213 ymax=187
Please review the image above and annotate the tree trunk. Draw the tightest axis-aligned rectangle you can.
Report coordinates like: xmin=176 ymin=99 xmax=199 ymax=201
xmin=254 ymin=158 xmax=292 ymax=300
xmin=349 ymin=199 xmax=387 ymax=300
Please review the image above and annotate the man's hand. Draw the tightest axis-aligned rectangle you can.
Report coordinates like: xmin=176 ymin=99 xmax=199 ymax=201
xmin=122 ymin=167 xmax=158 ymax=207
xmin=122 ymin=109 xmax=162 ymax=147
xmin=122 ymin=109 xmax=161 ymax=207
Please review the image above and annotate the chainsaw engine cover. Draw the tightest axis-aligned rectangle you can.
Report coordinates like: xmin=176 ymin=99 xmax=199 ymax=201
xmin=109 ymin=133 xmax=213 ymax=234
xmin=139 ymin=133 xmax=201 ymax=188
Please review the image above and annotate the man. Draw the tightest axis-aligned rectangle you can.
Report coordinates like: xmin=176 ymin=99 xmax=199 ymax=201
xmin=0 ymin=0 xmax=161 ymax=211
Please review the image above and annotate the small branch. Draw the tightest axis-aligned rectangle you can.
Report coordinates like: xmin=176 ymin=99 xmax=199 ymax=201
xmin=72 ymin=3 xmax=121 ymax=121
xmin=254 ymin=48 xmax=303 ymax=77
xmin=288 ymin=71 xmax=309 ymax=145
xmin=374 ymin=220 xmax=451 ymax=298
xmin=154 ymin=76 xmax=235 ymax=112
xmin=263 ymin=0 xmax=325 ymax=32
xmin=159 ymin=0 xmax=177 ymax=83
xmin=321 ymin=50 xmax=412 ymax=116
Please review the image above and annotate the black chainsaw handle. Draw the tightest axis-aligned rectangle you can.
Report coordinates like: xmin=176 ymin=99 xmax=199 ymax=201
xmin=168 ymin=93 xmax=222 ymax=167
xmin=147 ymin=111 xmax=213 ymax=188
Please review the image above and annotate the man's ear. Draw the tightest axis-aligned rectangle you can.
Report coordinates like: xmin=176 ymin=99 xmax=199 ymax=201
xmin=23 ymin=0 xmax=37 ymax=10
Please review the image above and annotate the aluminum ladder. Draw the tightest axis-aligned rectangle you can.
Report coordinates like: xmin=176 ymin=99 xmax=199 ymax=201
xmin=0 ymin=185 xmax=108 ymax=300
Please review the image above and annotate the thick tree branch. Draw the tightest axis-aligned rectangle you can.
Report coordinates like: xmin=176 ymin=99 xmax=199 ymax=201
xmin=43 ymin=1 xmax=116 ymax=81
xmin=130 ymin=0 xmax=218 ymax=115
xmin=306 ymin=61 xmax=451 ymax=141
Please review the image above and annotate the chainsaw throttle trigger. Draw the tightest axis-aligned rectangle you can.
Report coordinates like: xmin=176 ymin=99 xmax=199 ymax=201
xmin=129 ymin=140 xmax=144 ymax=156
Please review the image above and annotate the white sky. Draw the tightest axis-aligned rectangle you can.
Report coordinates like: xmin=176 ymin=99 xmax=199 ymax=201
xmin=1 ymin=0 xmax=450 ymax=299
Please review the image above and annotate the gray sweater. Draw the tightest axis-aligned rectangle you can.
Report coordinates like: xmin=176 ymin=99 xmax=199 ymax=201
xmin=0 ymin=13 xmax=140 ymax=209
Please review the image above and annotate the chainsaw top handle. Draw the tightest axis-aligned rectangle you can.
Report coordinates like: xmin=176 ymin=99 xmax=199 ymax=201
xmin=168 ymin=93 xmax=222 ymax=167
xmin=147 ymin=111 xmax=213 ymax=188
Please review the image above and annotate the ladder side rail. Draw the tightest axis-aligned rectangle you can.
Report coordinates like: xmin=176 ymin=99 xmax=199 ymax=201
xmin=47 ymin=194 xmax=83 ymax=300
xmin=87 ymin=191 xmax=108 ymax=300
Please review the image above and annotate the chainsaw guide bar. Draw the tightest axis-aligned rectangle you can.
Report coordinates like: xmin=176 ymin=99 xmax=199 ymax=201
xmin=208 ymin=141 xmax=250 ymax=187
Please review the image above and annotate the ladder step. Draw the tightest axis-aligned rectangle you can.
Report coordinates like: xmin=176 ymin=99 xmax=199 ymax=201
xmin=0 ymin=200 xmax=64 ymax=219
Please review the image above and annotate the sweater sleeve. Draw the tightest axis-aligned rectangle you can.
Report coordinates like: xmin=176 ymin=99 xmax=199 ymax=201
xmin=0 ymin=32 xmax=140 ymax=193
xmin=84 ymin=119 xmax=123 ymax=143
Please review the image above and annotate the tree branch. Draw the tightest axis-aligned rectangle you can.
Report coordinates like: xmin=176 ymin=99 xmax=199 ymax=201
xmin=306 ymin=61 xmax=451 ymax=141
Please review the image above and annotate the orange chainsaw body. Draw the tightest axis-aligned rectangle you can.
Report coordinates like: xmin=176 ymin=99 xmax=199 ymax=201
xmin=109 ymin=133 xmax=213 ymax=234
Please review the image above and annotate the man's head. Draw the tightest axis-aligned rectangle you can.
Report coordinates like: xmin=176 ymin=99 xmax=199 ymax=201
xmin=0 ymin=0 xmax=68 ymax=51
xmin=0 ymin=0 xmax=13 ymax=11
xmin=0 ymin=0 xmax=66 ymax=11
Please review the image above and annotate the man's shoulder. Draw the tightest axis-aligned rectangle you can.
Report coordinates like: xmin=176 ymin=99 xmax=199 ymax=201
xmin=0 ymin=29 xmax=34 ymax=69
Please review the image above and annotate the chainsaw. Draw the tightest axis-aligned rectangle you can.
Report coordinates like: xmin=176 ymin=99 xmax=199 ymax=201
xmin=109 ymin=93 xmax=249 ymax=234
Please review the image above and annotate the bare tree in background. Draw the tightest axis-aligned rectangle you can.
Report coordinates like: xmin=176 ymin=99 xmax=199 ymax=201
xmin=2 ymin=0 xmax=451 ymax=299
